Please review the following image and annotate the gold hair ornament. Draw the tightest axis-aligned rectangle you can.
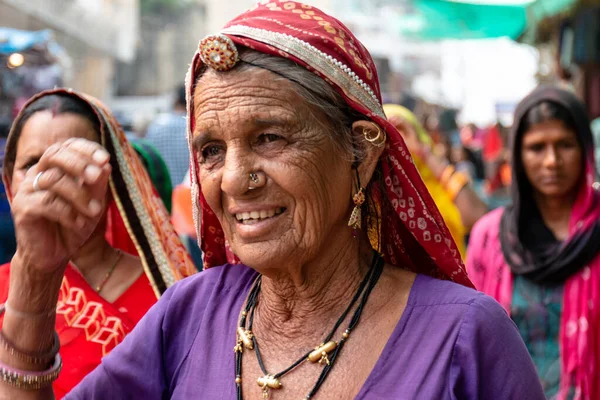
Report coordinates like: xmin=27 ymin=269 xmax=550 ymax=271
xmin=199 ymin=34 xmax=240 ymax=72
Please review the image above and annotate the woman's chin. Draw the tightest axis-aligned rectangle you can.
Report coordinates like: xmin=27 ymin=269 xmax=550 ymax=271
xmin=537 ymin=185 xmax=576 ymax=199
xmin=235 ymin=247 xmax=287 ymax=270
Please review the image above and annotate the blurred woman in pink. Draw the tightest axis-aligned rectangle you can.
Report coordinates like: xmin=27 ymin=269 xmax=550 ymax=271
xmin=467 ymin=86 xmax=600 ymax=399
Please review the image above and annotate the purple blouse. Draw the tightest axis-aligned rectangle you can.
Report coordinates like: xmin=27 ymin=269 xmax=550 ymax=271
xmin=66 ymin=264 xmax=544 ymax=399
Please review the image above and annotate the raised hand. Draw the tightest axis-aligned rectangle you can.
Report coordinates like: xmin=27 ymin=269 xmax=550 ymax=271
xmin=10 ymin=138 xmax=111 ymax=275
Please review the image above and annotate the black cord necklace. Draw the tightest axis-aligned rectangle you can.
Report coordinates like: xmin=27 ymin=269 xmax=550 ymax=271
xmin=234 ymin=251 xmax=384 ymax=399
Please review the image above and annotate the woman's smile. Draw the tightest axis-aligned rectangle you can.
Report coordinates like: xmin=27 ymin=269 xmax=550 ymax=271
xmin=234 ymin=207 xmax=286 ymax=223
xmin=231 ymin=206 xmax=288 ymax=239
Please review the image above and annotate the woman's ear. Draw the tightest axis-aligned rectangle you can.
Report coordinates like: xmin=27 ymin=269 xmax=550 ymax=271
xmin=351 ymin=120 xmax=385 ymax=187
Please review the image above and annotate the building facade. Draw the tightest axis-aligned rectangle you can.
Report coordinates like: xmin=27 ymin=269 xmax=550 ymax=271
xmin=0 ymin=0 xmax=139 ymax=100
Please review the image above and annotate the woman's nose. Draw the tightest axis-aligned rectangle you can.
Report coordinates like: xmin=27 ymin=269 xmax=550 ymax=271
xmin=221 ymin=145 xmax=254 ymax=196
xmin=543 ymin=146 xmax=560 ymax=168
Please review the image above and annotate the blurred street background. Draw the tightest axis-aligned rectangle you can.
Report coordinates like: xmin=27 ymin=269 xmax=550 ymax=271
xmin=2 ymin=0 xmax=597 ymax=126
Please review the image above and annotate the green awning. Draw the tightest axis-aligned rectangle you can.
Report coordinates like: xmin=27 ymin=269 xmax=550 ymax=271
xmin=397 ymin=0 xmax=577 ymax=41
xmin=520 ymin=0 xmax=579 ymax=43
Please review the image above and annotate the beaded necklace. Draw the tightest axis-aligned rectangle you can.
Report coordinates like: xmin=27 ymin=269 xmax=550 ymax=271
xmin=234 ymin=251 xmax=384 ymax=399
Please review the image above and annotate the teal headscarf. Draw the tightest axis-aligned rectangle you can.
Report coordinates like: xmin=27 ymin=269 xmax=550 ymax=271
xmin=130 ymin=139 xmax=173 ymax=213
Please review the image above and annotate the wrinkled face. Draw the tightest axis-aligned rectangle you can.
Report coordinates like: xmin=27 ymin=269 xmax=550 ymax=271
xmin=521 ymin=119 xmax=582 ymax=199
xmin=192 ymin=68 xmax=353 ymax=270
xmin=10 ymin=111 xmax=100 ymax=194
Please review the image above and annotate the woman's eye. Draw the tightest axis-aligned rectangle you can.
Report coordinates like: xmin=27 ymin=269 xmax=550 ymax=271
xmin=21 ymin=161 xmax=38 ymax=171
xmin=527 ymin=144 xmax=544 ymax=153
xmin=258 ymin=133 xmax=282 ymax=144
xmin=558 ymin=141 xmax=576 ymax=149
xmin=201 ymin=145 xmax=223 ymax=160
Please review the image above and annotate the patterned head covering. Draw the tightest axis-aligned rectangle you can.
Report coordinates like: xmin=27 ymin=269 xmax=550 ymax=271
xmin=186 ymin=1 xmax=472 ymax=287
xmin=3 ymin=89 xmax=197 ymax=297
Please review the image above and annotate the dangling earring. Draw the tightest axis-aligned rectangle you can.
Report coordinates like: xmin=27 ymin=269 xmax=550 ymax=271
xmin=348 ymin=170 xmax=365 ymax=236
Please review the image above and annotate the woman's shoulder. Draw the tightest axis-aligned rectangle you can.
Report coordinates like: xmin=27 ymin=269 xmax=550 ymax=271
xmin=163 ymin=263 xmax=257 ymax=310
xmin=409 ymin=275 xmax=534 ymax=369
xmin=434 ymin=276 xmax=545 ymax=398
xmin=156 ymin=263 xmax=257 ymax=333
xmin=466 ymin=208 xmax=505 ymax=265
xmin=408 ymin=274 xmax=513 ymax=329
xmin=372 ymin=274 xmax=543 ymax=398
xmin=470 ymin=207 xmax=504 ymax=236
xmin=410 ymin=274 xmax=487 ymax=308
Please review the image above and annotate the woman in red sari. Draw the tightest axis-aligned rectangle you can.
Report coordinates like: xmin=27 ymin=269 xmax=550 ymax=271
xmin=0 ymin=89 xmax=196 ymax=398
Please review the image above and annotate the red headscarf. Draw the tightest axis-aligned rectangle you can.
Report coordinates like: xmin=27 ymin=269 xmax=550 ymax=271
xmin=186 ymin=1 xmax=472 ymax=287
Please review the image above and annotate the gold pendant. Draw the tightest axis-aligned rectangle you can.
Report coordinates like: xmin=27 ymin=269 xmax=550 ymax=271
xmin=348 ymin=206 xmax=361 ymax=230
xmin=257 ymin=375 xmax=282 ymax=399
xmin=237 ymin=327 xmax=254 ymax=350
xmin=308 ymin=341 xmax=338 ymax=365
xmin=233 ymin=340 xmax=243 ymax=353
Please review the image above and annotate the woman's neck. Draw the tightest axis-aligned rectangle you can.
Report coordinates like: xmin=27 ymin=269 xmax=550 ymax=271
xmin=533 ymin=191 xmax=576 ymax=240
xmin=255 ymin=234 xmax=372 ymax=343
xmin=71 ymin=230 xmax=116 ymax=281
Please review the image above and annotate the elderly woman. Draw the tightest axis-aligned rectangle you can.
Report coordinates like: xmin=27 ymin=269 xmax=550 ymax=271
xmin=0 ymin=3 xmax=544 ymax=399
xmin=467 ymin=86 xmax=600 ymax=399
xmin=0 ymin=89 xmax=195 ymax=397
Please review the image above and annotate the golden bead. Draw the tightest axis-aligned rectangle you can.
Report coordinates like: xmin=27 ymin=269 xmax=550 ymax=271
xmin=257 ymin=375 xmax=282 ymax=389
xmin=242 ymin=311 xmax=248 ymax=316
xmin=308 ymin=341 xmax=337 ymax=363
xmin=342 ymin=332 xmax=349 ymax=339
xmin=235 ymin=377 xmax=242 ymax=384
xmin=237 ymin=327 xmax=254 ymax=350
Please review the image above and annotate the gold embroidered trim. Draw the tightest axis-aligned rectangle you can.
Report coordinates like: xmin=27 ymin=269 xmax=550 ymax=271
xmin=96 ymin=106 xmax=175 ymax=297
xmin=221 ymin=25 xmax=385 ymax=119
